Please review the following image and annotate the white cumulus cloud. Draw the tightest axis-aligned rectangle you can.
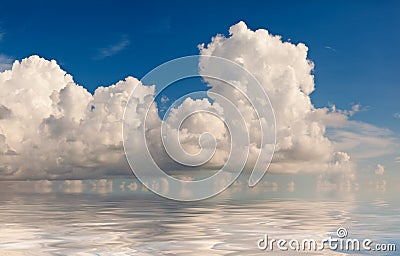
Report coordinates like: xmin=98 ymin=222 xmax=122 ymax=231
xmin=0 ymin=55 xmax=153 ymax=180
xmin=1 ymin=21 xmax=392 ymax=180
xmin=198 ymin=21 xmax=352 ymax=174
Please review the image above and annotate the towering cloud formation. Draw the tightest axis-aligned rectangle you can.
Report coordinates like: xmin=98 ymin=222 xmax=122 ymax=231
xmin=199 ymin=21 xmax=351 ymax=173
xmin=0 ymin=22 xmax=353 ymax=180
xmin=0 ymin=57 xmax=145 ymax=179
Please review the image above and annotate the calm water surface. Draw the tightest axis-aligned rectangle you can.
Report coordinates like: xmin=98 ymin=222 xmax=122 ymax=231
xmin=0 ymin=177 xmax=398 ymax=255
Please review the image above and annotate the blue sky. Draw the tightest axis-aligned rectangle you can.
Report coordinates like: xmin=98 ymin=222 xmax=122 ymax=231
xmin=0 ymin=1 xmax=399 ymax=137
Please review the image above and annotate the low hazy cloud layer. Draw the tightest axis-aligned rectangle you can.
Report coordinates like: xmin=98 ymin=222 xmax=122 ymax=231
xmin=0 ymin=21 xmax=395 ymax=180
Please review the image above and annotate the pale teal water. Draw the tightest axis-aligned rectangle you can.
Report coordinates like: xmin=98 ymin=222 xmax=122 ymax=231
xmin=0 ymin=176 xmax=398 ymax=255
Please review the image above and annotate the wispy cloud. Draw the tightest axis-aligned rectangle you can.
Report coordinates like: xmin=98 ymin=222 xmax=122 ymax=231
xmin=325 ymin=46 xmax=337 ymax=52
xmin=96 ymin=36 xmax=130 ymax=59
xmin=0 ymin=26 xmax=5 ymax=41
xmin=328 ymin=121 xmax=398 ymax=159
xmin=0 ymin=54 xmax=13 ymax=71
xmin=394 ymin=112 xmax=400 ymax=119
